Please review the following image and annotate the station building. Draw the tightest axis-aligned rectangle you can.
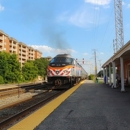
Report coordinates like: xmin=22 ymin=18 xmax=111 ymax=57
xmin=0 ymin=30 xmax=42 ymax=67
xmin=102 ymin=40 xmax=130 ymax=92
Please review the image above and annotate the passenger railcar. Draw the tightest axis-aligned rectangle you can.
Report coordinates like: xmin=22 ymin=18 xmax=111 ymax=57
xmin=47 ymin=54 xmax=88 ymax=87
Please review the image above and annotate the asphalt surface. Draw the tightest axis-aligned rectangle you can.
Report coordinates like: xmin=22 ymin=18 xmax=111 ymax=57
xmin=35 ymin=81 xmax=130 ymax=130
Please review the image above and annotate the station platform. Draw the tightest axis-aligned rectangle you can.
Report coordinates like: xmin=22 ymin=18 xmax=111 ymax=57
xmin=8 ymin=80 xmax=130 ymax=130
xmin=0 ymin=81 xmax=43 ymax=91
xmin=0 ymin=84 xmax=18 ymax=90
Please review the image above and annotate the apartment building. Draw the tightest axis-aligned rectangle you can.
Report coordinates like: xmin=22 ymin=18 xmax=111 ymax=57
xmin=0 ymin=30 xmax=42 ymax=66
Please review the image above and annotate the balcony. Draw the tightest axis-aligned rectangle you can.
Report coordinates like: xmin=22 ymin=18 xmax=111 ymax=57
xmin=0 ymin=36 xmax=3 ymax=40
xmin=0 ymin=42 xmax=3 ymax=45
xmin=10 ymin=43 xmax=17 ymax=47
xmin=19 ymin=47 xmax=27 ymax=51
xmin=19 ymin=51 xmax=27 ymax=55
xmin=10 ymin=48 xmax=17 ymax=52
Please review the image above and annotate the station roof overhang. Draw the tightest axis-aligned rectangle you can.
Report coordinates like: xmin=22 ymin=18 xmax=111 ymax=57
xmin=102 ymin=40 xmax=130 ymax=68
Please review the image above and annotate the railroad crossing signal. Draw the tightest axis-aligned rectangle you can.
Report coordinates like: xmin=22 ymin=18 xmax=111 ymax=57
xmin=76 ymin=58 xmax=85 ymax=64
xmin=82 ymin=58 xmax=84 ymax=64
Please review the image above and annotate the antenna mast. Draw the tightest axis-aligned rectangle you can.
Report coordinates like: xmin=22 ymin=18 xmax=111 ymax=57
xmin=114 ymin=0 xmax=124 ymax=52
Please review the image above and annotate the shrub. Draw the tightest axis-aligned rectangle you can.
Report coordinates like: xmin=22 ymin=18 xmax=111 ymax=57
xmin=0 ymin=76 xmax=4 ymax=84
xmin=89 ymin=74 xmax=95 ymax=80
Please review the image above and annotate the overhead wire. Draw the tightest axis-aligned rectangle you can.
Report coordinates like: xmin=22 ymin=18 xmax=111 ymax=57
xmin=92 ymin=0 xmax=100 ymax=47
xmin=100 ymin=2 xmax=114 ymax=47
xmin=91 ymin=0 xmax=114 ymax=72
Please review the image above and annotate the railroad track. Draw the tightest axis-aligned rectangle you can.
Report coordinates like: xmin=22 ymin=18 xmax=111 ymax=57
xmin=0 ymin=82 xmax=49 ymax=99
xmin=0 ymin=89 xmax=67 ymax=130
xmin=0 ymin=82 xmax=58 ymax=110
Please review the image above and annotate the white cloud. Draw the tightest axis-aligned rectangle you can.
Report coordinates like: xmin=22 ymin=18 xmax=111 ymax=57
xmin=31 ymin=45 xmax=53 ymax=53
xmin=85 ymin=0 xmax=111 ymax=5
xmin=0 ymin=4 xmax=4 ymax=12
xmin=122 ymin=1 xmax=125 ymax=6
xmin=69 ymin=10 xmax=93 ymax=28
xmin=127 ymin=4 xmax=130 ymax=8
xmin=83 ymin=52 xmax=88 ymax=56
xmin=100 ymin=52 xmax=104 ymax=55
xmin=121 ymin=2 xmax=130 ymax=8
xmin=30 ymin=45 xmax=76 ymax=57
xmin=57 ymin=5 xmax=108 ymax=28
xmin=94 ymin=7 xmax=100 ymax=10
xmin=103 ymin=5 xmax=110 ymax=8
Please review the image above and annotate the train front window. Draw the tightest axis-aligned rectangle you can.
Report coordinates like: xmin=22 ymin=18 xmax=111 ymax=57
xmin=50 ymin=57 xmax=73 ymax=66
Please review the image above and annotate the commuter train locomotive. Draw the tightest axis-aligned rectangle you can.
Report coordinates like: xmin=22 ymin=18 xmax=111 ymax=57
xmin=47 ymin=54 xmax=88 ymax=87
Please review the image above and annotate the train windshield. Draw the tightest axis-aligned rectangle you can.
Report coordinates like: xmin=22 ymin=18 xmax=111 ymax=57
xmin=49 ymin=57 xmax=73 ymax=66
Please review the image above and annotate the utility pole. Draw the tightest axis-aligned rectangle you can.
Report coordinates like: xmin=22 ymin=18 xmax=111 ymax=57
xmin=93 ymin=50 xmax=97 ymax=76
xmin=114 ymin=0 xmax=124 ymax=52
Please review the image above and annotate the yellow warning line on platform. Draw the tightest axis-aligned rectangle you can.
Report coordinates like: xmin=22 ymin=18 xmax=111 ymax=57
xmin=8 ymin=81 xmax=85 ymax=130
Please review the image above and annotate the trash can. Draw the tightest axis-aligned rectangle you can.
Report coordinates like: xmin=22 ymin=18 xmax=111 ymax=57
xmin=96 ymin=78 xmax=98 ymax=83
xmin=97 ymin=79 xmax=98 ymax=83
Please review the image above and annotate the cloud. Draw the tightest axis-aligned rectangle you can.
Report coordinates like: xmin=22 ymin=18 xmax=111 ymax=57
xmin=58 ymin=9 xmax=97 ymax=28
xmin=85 ymin=0 xmax=111 ymax=5
xmin=94 ymin=7 xmax=100 ymax=10
xmin=30 ymin=45 xmax=76 ymax=57
xmin=127 ymin=4 xmax=130 ymax=8
xmin=83 ymin=52 xmax=88 ymax=56
xmin=0 ymin=4 xmax=4 ymax=12
xmin=100 ymin=52 xmax=104 ymax=55
xmin=69 ymin=10 xmax=93 ymax=28
xmin=57 ymin=5 xmax=109 ymax=29
xmin=122 ymin=2 xmax=125 ymax=6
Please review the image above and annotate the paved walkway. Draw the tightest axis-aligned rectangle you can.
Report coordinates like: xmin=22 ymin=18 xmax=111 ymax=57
xmin=35 ymin=81 xmax=130 ymax=130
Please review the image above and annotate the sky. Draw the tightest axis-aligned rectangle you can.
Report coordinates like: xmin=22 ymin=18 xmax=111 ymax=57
xmin=0 ymin=0 xmax=130 ymax=74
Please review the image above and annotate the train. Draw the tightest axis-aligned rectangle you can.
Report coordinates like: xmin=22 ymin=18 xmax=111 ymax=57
xmin=47 ymin=54 xmax=88 ymax=87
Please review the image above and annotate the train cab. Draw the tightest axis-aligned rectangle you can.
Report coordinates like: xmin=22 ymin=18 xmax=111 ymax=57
xmin=47 ymin=54 xmax=88 ymax=87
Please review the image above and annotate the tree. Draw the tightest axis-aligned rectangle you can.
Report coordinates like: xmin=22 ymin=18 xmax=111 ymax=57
xmin=97 ymin=70 xmax=103 ymax=77
xmin=0 ymin=76 xmax=4 ymax=84
xmin=22 ymin=60 xmax=38 ymax=81
xmin=88 ymin=74 xmax=95 ymax=80
xmin=34 ymin=58 xmax=49 ymax=78
xmin=0 ymin=52 xmax=21 ymax=83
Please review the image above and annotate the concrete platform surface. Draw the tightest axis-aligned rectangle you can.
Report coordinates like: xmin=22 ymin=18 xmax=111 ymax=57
xmin=35 ymin=82 xmax=130 ymax=130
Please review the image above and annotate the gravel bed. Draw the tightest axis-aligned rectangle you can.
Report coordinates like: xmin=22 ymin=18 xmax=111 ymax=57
xmin=0 ymin=92 xmax=38 ymax=108
xmin=0 ymin=91 xmax=58 ymax=123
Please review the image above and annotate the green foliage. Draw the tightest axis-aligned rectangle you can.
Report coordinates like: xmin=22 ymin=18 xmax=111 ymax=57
xmin=0 ymin=76 xmax=4 ymax=84
xmin=22 ymin=60 xmax=38 ymax=81
xmin=88 ymin=74 xmax=95 ymax=80
xmin=34 ymin=58 xmax=49 ymax=78
xmin=0 ymin=52 xmax=21 ymax=83
xmin=0 ymin=52 xmax=49 ymax=83
xmin=97 ymin=70 xmax=103 ymax=77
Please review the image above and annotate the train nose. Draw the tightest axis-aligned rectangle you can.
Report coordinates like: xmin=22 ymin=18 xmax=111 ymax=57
xmin=55 ymin=79 xmax=62 ymax=87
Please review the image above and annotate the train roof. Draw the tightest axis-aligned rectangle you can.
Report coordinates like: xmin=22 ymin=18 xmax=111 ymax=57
xmin=55 ymin=54 xmax=72 ymax=58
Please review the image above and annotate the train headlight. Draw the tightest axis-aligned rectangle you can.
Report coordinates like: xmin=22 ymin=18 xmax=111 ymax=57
xmin=48 ymin=70 xmax=51 ymax=74
xmin=63 ymin=70 xmax=68 ymax=74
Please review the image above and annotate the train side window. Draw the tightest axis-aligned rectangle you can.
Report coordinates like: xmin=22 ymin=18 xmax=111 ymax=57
xmin=73 ymin=60 xmax=76 ymax=65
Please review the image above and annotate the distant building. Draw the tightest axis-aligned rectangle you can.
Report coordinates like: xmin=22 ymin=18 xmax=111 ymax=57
xmin=0 ymin=30 xmax=42 ymax=66
xmin=43 ymin=56 xmax=52 ymax=61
